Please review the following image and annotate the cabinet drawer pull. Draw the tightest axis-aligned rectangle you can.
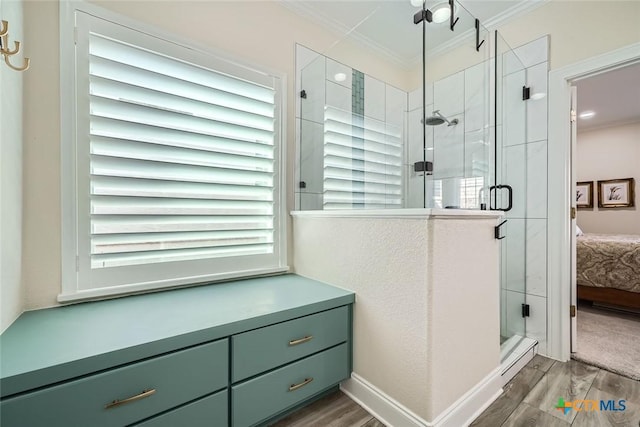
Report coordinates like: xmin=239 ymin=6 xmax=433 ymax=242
xmin=288 ymin=335 xmax=313 ymax=346
xmin=105 ymin=389 xmax=156 ymax=409
xmin=288 ymin=377 xmax=314 ymax=392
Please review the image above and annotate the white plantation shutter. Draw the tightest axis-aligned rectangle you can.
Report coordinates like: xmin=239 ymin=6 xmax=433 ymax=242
xmin=63 ymin=12 xmax=286 ymax=299
xmin=323 ymin=106 xmax=403 ymax=209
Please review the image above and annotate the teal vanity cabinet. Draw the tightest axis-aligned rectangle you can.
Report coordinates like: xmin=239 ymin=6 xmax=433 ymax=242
xmin=231 ymin=306 xmax=351 ymax=427
xmin=0 ymin=275 xmax=354 ymax=427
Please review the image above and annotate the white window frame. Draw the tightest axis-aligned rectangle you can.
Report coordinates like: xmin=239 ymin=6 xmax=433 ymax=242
xmin=60 ymin=1 xmax=288 ymax=302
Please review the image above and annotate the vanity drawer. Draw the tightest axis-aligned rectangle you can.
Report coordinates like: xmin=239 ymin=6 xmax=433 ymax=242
xmin=134 ymin=390 xmax=228 ymax=427
xmin=232 ymin=343 xmax=349 ymax=427
xmin=0 ymin=339 xmax=228 ymax=427
xmin=232 ymin=305 xmax=349 ymax=382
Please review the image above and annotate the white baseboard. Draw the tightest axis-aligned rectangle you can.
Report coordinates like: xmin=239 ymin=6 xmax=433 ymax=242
xmin=340 ymin=373 xmax=429 ymax=427
xmin=340 ymin=368 xmax=503 ymax=427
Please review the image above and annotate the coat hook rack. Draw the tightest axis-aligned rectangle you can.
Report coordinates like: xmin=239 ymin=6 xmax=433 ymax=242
xmin=0 ymin=20 xmax=30 ymax=72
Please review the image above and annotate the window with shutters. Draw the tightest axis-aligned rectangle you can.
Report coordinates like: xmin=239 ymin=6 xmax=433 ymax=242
xmin=60 ymin=7 xmax=287 ymax=301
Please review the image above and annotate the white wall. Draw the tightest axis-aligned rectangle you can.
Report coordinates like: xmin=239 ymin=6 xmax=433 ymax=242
xmin=576 ymin=122 xmax=640 ymax=235
xmin=293 ymin=212 xmax=500 ymax=423
xmin=0 ymin=0 xmax=25 ymax=332
xmin=20 ymin=0 xmax=409 ymax=310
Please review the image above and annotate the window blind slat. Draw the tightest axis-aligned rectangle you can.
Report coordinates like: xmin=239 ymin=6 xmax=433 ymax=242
xmin=90 ymin=76 xmax=274 ymax=132
xmin=89 ymin=34 xmax=275 ymax=102
xmin=90 ymin=97 xmax=274 ymax=145
xmin=91 ymin=156 xmax=273 ymax=187
xmin=91 ymin=197 xmax=274 ymax=216
xmin=91 ymin=137 xmax=273 ymax=173
xmin=91 ymin=176 xmax=273 ymax=201
xmin=92 ymin=215 xmax=273 ymax=234
xmin=90 ymin=117 xmax=274 ymax=156
xmin=89 ymin=55 xmax=275 ymax=117
xmin=91 ymin=244 xmax=274 ymax=269
xmin=92 ymin=229 xmax=274 ymax=254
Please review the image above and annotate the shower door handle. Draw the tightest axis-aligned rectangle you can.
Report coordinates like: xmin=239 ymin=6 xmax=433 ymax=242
xmin=489 ymin=185 xmax=513 ymax=212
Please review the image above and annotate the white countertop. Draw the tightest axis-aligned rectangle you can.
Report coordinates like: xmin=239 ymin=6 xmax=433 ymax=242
xmin=290 ymin=208 xmax=504 ymax=219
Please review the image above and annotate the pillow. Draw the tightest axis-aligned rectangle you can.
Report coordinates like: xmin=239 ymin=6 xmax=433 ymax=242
xmin=576 ymin=225 xmax=584 ymax=236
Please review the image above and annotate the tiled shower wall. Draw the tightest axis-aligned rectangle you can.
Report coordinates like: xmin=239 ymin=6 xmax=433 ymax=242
xmin=405 ymin=62 xmax=490 ymax=209
xmin=501 ymin=35 xmax=550 ymax=354
xmin=296 ymin=46 xmax=407 ymax=210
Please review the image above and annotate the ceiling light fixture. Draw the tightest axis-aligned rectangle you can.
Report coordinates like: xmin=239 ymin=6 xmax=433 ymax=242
xmin=579 ymin=110 xmax=596 ymax=119
xmin=334 ymin=72 xmax=347 ymax=82
xmin=530 ymin=92 xmax=546 ymax=100
xmin=431 ymin=3 xmax=452 ymax=24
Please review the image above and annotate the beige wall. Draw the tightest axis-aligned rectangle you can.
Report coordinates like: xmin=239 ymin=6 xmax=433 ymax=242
xmin=577 ymin=122 xmax=640 ymax=234
xmin=0 ymin=0 xmax=25 ymax=333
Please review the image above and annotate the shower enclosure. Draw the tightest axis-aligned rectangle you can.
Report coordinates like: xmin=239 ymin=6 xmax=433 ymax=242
xmin=294 ymin=1 xmax=534 ymax=364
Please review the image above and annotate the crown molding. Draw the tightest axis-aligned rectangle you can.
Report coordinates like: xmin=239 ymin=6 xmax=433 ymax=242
xmin=279 ymin=0 xmax=414 ymax=70
xmin=280 ymin=0 xmax=552 ymax=70
xmin=482 ymin=0 xmax=551 ymax=30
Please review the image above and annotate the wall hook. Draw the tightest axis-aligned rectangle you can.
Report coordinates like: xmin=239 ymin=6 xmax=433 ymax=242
xmin=449 ymin=0 xmax=459 ymax=31
xmin=0 ymin=20 xmax=30 ymax=72
xmin=475 ymin=19 xmax=485 ymax=52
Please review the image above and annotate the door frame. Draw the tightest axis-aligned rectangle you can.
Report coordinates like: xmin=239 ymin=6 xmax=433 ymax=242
xmin=546 ymin=42 xmax=640 ymax=362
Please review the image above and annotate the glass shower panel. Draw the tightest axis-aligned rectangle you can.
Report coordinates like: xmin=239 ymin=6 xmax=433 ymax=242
xmin=298 ymin=51 xmax=326 ymax=210
xmin=495 ymin=31 xmax=528 ymax=357
xmin=296 ymin=2 xmax=493 ymax=211
xmin=422 ymin=1 xmax=491 ymax=210
xmin=296 ymin=3 xmax=415 ymax=210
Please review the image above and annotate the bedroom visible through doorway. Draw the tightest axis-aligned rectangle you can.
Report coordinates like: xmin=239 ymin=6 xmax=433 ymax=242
xmin=570 ymin=62 xmax=640 ymax=380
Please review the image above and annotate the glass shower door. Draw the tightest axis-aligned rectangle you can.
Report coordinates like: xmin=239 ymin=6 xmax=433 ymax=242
xmin=418 ymin=1 xmax=491 ymax=210
xmin=495 ymin=32 xmax=528 ymax=359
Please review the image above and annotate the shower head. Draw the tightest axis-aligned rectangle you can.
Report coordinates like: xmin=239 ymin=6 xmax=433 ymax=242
xmin=424 ymin=110 xmax=458 ymax=127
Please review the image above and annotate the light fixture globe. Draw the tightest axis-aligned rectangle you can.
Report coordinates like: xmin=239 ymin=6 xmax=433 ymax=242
xmin=431 ymin=3 xmax=451 ymax=23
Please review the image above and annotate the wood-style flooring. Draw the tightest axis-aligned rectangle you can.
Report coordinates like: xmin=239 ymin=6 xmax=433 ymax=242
xmin=270 ymin=356 xmax=640 ymax=426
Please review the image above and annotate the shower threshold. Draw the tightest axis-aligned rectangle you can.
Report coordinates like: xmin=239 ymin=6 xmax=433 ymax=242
xmin=500 ymin=335 xmax=537 ymax=385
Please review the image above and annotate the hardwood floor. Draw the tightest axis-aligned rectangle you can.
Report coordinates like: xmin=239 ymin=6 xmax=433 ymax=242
xmin=472 ymin=356 xmax=640 ymax=427
xmin=271 ymin=355 xmax=640 ymax=426
xmin=269 ymin=390 xmax=384 ymax=427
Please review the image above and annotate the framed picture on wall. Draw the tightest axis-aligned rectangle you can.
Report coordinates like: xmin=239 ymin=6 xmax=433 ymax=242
xmin=576 ymin=181 xmax=594 ymax=209
xmin=597 ymin=178 xmax=635 ymax=208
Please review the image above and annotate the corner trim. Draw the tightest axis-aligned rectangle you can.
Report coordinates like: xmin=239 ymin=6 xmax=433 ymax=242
xmin=340 ymin=367 xmax=502 ymax=427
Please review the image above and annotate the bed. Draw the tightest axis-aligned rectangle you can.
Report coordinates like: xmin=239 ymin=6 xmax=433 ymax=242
xmin=576 ymin=233 xmax=640 ymax=308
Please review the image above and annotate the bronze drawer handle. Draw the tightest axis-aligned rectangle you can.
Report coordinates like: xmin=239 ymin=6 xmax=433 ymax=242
xmin=288 ymin=335 xmax=313 ymax=346
xmin=288 ymin=377 xmax=313 ymax=392
xmin=105 ymin=389 xmax=156 ymax=409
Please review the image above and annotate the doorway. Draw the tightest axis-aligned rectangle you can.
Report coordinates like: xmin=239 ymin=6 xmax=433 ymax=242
xmin=546 ymin=41 xmax=640 ymax=363
xmin=568 ymin=62 xmax=640 ymax=380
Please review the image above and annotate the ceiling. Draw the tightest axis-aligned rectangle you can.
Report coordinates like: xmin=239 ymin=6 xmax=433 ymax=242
xmin=280 ymin=0 xmax=548 ymax=68
xmin=574 ymin=62 xmax=640 ymax=132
